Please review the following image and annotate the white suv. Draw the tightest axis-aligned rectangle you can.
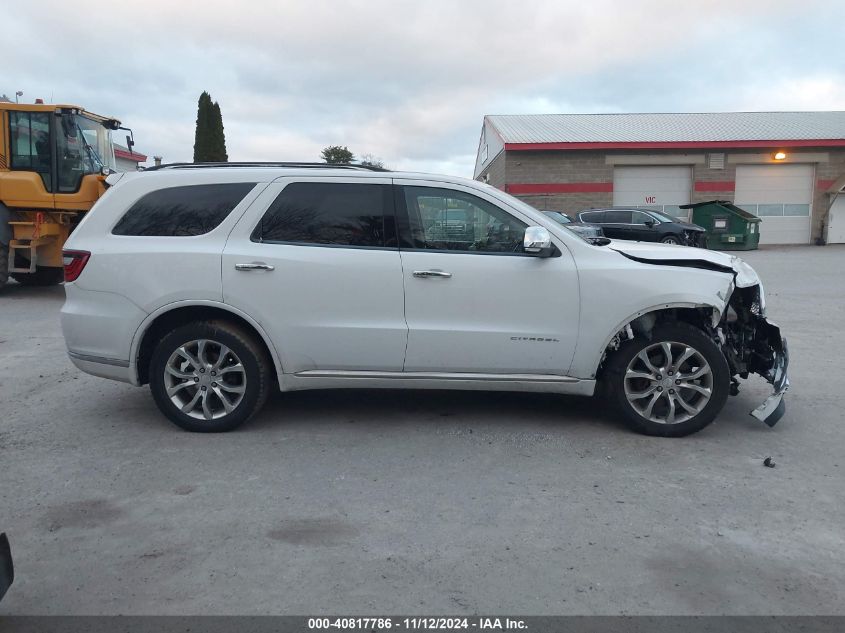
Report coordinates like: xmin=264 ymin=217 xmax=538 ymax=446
xmin=60 ymin=163 xmax=788 ymax=436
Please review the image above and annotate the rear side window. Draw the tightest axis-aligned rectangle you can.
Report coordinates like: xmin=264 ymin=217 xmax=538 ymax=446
xmin=579 ymin=211 xmax=604 ymax=222
xmin=253 ymin=182 xmax=393 ymax=248
xmin=605 ymin=210 xmax=632 ymax=223
xmin=112 ymin=183 xmax=255 ymax=236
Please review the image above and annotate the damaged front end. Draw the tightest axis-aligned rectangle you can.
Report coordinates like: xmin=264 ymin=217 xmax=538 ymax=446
xmin=719 ymin=283 xmax=789 ymax=427
xmin=608 ymin=243 xmax=789 ymax=427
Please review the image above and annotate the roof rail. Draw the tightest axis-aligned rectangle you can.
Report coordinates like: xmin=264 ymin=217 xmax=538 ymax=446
xmin=142 ymin=161 xmax=390 ymax=172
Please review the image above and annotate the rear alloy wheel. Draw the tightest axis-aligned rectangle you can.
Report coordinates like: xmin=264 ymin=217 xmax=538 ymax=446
xmin=150 ymin=321 xmax=271 ymax=432
xmin=605 ymin=323 xmax=729 ymax=437
xmin=660 ymin=235 xmax=680 ymax=245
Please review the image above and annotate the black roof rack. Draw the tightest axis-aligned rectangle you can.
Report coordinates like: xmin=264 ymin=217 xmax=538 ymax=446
xmin=142 ymin=161 xmax=390 ymax=172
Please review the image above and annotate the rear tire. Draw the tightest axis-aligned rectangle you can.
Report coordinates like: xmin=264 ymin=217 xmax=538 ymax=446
xmin=0 ymin=243 xmax=8 ymax=288
xmin=603 ymin=323 xmax=730 ymax=437
xmin=149 ymin=321 xmax=272 ymax=432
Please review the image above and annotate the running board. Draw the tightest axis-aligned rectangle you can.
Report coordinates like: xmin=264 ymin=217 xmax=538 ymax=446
xmin=282 ymin=370 xmax=595 ymax=396
xmin=295 ymin=370 xmax=579 ymax=382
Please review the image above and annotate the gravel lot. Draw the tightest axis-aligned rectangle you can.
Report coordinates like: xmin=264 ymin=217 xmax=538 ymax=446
xmin=1 ymin=245 xmax=844 ymax=615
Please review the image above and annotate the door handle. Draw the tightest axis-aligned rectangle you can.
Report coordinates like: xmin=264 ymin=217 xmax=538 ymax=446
xmin=235 ymin=262 xmax=275 ymax=272
xmin=413 ymin=270 xmax=452 ymax=278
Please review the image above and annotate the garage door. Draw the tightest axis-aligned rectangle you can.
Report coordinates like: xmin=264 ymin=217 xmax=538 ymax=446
xmin=613 ymin=166 xmax=692 ymax=218
xmin=735 ymin=164 xmax=813 ymax=245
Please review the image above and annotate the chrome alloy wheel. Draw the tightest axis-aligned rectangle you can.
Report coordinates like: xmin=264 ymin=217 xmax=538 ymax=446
xmin=623 ymin=341 xmax=713 ymax=425
xmin=163 ymin=339 xmax=247 ymax=420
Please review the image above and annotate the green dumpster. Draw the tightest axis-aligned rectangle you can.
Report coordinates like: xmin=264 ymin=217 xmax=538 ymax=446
xmin=680 ymin=200 xmax=762 ymax=251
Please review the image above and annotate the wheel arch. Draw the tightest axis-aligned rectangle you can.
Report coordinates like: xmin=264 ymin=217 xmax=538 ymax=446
xmin=130 ymin=301 xmax=283 ymax=387
xmin=591 ymin=303 xmax=721 ymax=381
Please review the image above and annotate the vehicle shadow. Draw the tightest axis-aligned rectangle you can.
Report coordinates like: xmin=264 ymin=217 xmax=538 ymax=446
xmin=0 ymin=281 xmax=65 ymax=300
xmin=247 ymin=388 xmax=627 ymax=434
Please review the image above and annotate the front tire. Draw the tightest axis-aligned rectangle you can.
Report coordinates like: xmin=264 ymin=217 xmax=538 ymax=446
xmin=660 ymin=235 xmax=680 ymax=245
xmin=149 ymin=321 xmax=272 ymax=432
xmin=604 ymin=323 xmax=730 ymax=437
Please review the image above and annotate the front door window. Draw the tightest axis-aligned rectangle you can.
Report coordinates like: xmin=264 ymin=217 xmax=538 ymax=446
xmin=9 ymin=111 xmax=52 ymax=191
xmin=401 ymin=186 xmax=527 ymax=254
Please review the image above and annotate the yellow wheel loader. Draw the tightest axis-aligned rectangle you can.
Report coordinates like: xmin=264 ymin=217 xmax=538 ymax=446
xmin=0 ymin=102 xmax=128 ymax=287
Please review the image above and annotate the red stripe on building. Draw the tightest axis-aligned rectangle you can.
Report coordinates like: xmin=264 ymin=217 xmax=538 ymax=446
xmin=694 ymin=181 xmax=735 ymax=192
xmin=114 ymin=148 xmax=148 ymax=162
xmin=817 ymin=179 xmax=837 ymax=190
xmin=504 ymin=139 xmax=845 ymax=151
xmin=505 ymin=182 xmax=613 ymax=194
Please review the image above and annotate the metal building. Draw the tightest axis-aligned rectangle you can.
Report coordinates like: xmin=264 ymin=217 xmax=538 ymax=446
xmin=474 ymin=112 xmax=845 ymax=244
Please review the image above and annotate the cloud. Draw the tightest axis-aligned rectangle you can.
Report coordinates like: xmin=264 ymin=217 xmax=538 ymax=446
xmin=5 ymin=0 xmax=844 ymax=175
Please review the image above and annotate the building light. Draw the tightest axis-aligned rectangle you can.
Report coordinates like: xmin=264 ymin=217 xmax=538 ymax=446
xmin=773 ymin=151 xmax=787 ymax=161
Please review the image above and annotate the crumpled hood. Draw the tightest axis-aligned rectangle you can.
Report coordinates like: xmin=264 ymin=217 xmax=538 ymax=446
xmin=607 ymin=239 xmax=761 ymax=287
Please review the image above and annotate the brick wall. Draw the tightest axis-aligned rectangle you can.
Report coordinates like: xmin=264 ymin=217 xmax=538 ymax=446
xmin=482 ymin=147 xmax=845 ymax=240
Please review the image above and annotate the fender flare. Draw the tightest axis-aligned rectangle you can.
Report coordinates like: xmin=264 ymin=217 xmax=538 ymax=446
xmin=128 ymin=299 xmax=285 ymax=387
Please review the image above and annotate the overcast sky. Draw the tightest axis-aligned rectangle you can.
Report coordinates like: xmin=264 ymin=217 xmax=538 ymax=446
xmin=7 ymin=0 xmax=844 ymax=175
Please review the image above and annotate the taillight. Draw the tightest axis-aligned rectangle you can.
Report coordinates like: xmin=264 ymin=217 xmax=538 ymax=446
xmin=62 ymin=250 xmax=90 ymax=282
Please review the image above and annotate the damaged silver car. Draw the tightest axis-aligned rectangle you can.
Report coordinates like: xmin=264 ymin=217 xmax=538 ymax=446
xmin=61 ymin=166 xmax=787 ymax=436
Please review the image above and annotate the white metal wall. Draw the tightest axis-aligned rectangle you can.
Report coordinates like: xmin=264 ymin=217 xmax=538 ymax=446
xmin=827 ymin=195 xmax=845 ymax=244
xmin=734 ymin=164 xmax=813 ymax=245
xmin=613 ymin=166 xmax=692 ymax=217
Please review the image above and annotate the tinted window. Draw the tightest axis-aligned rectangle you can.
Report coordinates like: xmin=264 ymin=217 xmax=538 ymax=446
xmin=9 ymin=111 xmax=52 ymax=190
xmin=605 ymin=210 xmax=632 ymax=223
xmin=631 ymin=211 xmax=654 ymax=224
xmin=578 ymin=211 xmax=604 ymax=222
xmin=113 ymin=183 xmax=255 ymax=236
xmin=255 ymin=182 xmax=391 ymax=247
xmin=402 ymin=186 xmax=527 ymax=253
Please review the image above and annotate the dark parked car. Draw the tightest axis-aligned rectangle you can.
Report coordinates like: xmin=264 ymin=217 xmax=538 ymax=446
xmin=575 ymin=208 xmax=705 ymax=246
xmin=542 ymin=210 xmax=605 ymax=239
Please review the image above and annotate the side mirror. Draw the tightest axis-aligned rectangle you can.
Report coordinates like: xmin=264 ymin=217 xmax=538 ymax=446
xmin=644 ymin=219 xmax=655 ymax=227
xmin=523 ymin=226 xmax=554 ymax=257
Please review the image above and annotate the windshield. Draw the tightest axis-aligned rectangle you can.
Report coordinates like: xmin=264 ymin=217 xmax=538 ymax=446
xmin=486 ymin=188 xmax=595 ymax=242
xmin=56 ymin=114 xmax=116 ymax=192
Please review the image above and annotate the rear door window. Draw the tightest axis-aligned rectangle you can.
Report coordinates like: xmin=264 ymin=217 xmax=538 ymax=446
xmin=579 ymin=211 xmax=605 ymax=223
xmin=605 ymin=210 xmax=632 ymax=223
xmin=112 ymin=183 xmax=256 ymax=236
xmin=253 ymin=182 xmax=394 ymax=248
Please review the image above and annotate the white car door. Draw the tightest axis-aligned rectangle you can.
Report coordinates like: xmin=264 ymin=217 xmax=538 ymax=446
xmin=396 ymin=179 xmax=580 ymax=375
xmin=222 ymin=176 xmax=407 ymax=373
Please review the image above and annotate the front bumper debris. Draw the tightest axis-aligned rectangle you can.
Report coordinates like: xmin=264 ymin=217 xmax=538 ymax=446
xmin=750 ymin=334 xmax=789 ymax=427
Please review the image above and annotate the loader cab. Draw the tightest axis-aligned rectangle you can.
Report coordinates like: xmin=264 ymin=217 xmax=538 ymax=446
xmin=5 ymin=106 xmax=118 ymax=197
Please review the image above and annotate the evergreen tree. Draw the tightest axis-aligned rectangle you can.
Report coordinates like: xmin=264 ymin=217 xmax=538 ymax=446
xmin=193 ymin=91 xmax=228 ymax=162
xmin=210 ymin=101 xmax=228 ymax=162
xmin=321 ymin=145 xmax=354 ymax=164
